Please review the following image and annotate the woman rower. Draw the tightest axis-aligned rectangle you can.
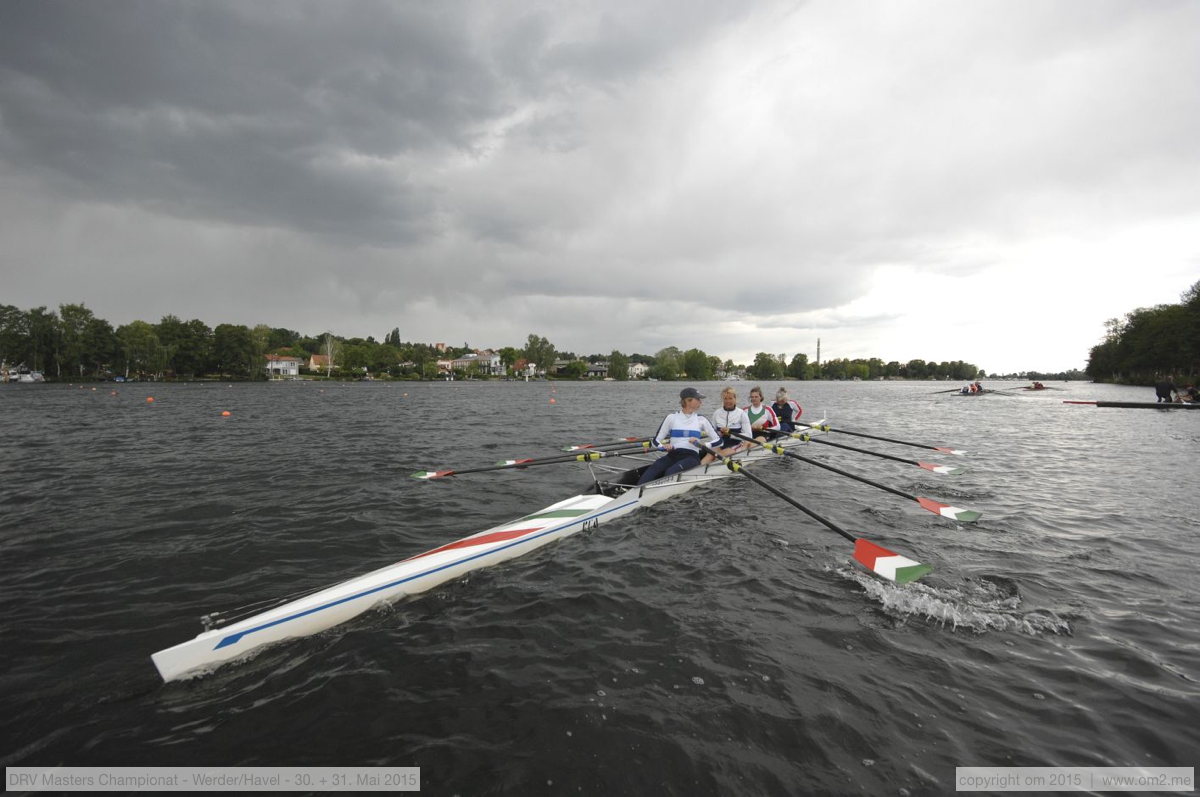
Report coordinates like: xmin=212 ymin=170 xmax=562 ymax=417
xmin=703 ymin=386 xmax=755 ymax=463
xmin=771 ymin=387 xmax=802 ymax=433
xmin=637 ymin=387 xmax=722 ymax=485
xmin=745 ymin=385 xmax=780 ymax=440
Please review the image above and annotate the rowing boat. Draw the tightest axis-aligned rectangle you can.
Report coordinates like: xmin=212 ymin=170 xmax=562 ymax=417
xmin=1063 ymin=400 xmax=1200 ymax=410
xmin=151 ymin=424 xmax=832 ymax=682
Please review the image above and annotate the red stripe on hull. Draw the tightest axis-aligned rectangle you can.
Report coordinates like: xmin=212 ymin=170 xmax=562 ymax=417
xmin=407 ymin=526 xmax=542 ymax=561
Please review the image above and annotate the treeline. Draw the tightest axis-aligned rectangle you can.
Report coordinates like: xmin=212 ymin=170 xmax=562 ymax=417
xmin=1085 ymin=280 xmax=1199 ymax=384
xmin=0 ymin=302 xmax=984 ymax=381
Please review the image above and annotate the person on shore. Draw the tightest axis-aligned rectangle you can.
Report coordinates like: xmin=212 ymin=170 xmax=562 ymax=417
xmin=1155 ymin=379 xmax=1177 ymax=403
xmin=637 ymin=387 xmax=722 ymax=485
xmin=772 ymin=387 xmax=802 ymax=433
xmin=703 ymin=387 xmax=754 ymax=463
xmin=745 ymin=386 xmax=780 ymax=440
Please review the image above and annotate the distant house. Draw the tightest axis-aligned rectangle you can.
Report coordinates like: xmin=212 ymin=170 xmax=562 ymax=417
xmin=266 ymin=354 xmax=302 ymax=378
xmin=450 ymin=350 xmax=503 ymax=376
xmin=309 ymin=354 xmax=330 ymax=372
xmin=587 ymin=362 xmax=609 ymax=378
xmin=629 ymin=362 xmax=649 ymax=379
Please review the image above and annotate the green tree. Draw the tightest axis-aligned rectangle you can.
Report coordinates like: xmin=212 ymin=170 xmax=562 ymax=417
xmin=58 ymin=303 xmax=96 ymax=378
xmin=212 ymin=323 xmax=256 ymax=378
xmin=903 ymin=359 xmax=928 ymax=380
xmin=750 ymin=351 xmax=783 ymax=380
xmin=26 ymin=307 xmax=59 ymax=373
xmin=651 ymin=347 xmax=683 ymax=380
xmin=561 ymin=360 xmax=588 ymax=379
xmin=82 ymin=317 xmax=118 ymax=376
xmin=117 ymin=320 xmax=162 ymax=377
xmin=498 ymin=347 xmax=521 ymax=375
xmin=523 ymin=333 xmax=557 ymax=374
xmin=682 ymin=348 xmax=712 ymax=380
xmin=0 ymin=305 xmax=27 ymax=366
xmin=787 ymin=353 xmax=809 ymax=380
xmin=608 ymin=350 xmax=629 ymax=380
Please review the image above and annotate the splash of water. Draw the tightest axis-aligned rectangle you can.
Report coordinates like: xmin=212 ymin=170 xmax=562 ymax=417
xmin=843 ymin=569 xmax=1073 ymax=635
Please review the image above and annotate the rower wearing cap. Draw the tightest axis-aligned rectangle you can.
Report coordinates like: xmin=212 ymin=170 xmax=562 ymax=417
xmin=637 ymin=387 xmax=722 ymax=485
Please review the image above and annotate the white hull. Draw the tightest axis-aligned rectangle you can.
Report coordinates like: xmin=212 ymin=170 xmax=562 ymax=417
xmin=151 ymin=428 xmax=823 ymax=682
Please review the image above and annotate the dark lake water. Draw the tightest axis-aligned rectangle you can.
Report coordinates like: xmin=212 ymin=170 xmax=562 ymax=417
xmin=2 ymin=379 xmax=1197 ymax=794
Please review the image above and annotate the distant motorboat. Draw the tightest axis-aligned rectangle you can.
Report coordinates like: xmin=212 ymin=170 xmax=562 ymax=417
xmin=2 ymin=364 xmax=45 ymax=383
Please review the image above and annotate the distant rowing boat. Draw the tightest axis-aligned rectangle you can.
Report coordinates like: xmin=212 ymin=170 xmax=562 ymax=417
xmin=1064 ymin=401 xmax=1200 ymax=410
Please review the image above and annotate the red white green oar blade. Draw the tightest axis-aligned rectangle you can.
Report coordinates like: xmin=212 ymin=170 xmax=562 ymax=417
xmin=411 ymin=469 xmax=454 ymax=480
xmin=934 ymin=446 xmax=966 ymax=456
xmin=495 ymin=458 xmax=535 ymax=466
xmin=917 ymin=461 xmax=964 ymax=475
xmin=853 ymin=539 xmax=932 ymax=584
xmin=916 ymin=497 xmax=981 ymax=522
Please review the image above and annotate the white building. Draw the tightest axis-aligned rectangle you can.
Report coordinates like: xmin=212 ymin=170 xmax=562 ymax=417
xmin=450 ymin=350 xmax=503 ymax=376
xmin=266 ymin=354 xmax=302 ymax=378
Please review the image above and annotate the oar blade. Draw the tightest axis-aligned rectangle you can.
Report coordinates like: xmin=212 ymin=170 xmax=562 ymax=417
xmin=853 ymin=539 xmax=932 ymax=584
xmin=917 ymin=461 xmax=965 ymax=475
xmin=916 ymin=497 xmax=981 ymax=522
xmin=411 ymin=469 xmax=454 ymax=480
xmin=933 ymin=446 xmax=966 ymax=457
xmin=495 ymin=458 xmax=534 ymax=466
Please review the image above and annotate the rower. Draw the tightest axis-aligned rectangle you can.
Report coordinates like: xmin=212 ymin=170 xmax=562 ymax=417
xmin=772 ymin=386 xmax=802 ymax=433
xmin=637 ymin=387 xmax=722 ymax=484
xmin=1155 ymin=379 xmax=1177 ymax=403
xmin=703 ymin=386 xmax=754 ymax=463
xmin=745 ymin=385 xmax=780 ymax=440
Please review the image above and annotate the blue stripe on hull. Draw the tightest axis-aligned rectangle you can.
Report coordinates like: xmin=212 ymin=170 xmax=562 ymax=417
xmin=214 ymin=497 xmax=637 ymax=650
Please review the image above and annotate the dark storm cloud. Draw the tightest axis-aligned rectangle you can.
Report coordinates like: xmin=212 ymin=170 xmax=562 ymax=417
xmin=0 ymin=1 xmax=743 ymax=245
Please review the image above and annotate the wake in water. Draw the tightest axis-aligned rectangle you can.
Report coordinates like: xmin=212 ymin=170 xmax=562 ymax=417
xmin=840 ymin=569 xmax=1074 ymax=635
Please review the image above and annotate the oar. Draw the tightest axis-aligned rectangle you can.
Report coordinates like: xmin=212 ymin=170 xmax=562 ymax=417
xmin=797 ymin=422 xmax=966 ymax=456
xmin=412 ymin=445 xmax=650 ymax=480
xmin=503 ymin=441 xmax=653 ymax=466
xmin=698 ymin=445 xmax=932 ymax=584
xmin=787 ymin=432 xmax=964 ymax=475
xmin=736 ymin=435 xmax=980 ymax=522
xmin=562 ymin=437 xmax=652 ymax=452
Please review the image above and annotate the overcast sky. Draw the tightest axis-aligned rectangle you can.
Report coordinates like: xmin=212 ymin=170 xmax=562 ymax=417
xmin=2 ymin=0 xmax=1197 ymax=373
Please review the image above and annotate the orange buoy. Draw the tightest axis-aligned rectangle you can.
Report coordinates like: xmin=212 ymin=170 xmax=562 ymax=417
xmin=221 ymin=410 xmax=231 ymax=417
xmin=146 ymin=397 xmax=155 ymax=403
xmin=549 ymin=398 xmax=557 ymax=404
